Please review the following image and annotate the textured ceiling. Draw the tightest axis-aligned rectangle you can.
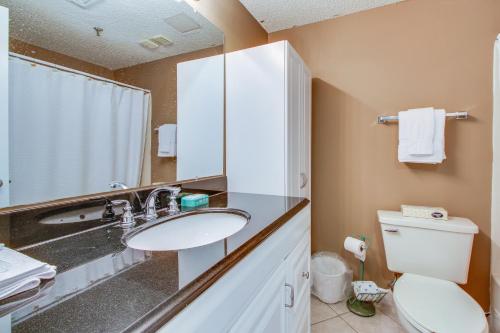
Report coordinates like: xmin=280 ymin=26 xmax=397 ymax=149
xmin=239 ymin=0 xmax=403 ymax=33
xmin=0 ymin=0 xmax=224 ymax=70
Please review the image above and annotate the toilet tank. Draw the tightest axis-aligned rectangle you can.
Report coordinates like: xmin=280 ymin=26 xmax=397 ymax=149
xmin=377 ymin=210 xmax=478 ymax=284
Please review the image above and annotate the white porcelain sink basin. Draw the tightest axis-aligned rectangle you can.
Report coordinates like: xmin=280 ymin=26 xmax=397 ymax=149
xmin=124 ymin=209 xmax=250 ymax=251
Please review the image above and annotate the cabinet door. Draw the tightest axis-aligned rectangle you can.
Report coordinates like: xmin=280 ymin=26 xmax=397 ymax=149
xmin=285 ymin=231 xmax=311 ymax=333
xmin=226 ymin=41 xmax=287 ymax=196
xmin=229 ymin=261 xmax=287 ymax=333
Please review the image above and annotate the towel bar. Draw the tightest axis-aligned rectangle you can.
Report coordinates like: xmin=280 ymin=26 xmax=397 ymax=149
xmin=377 ymin=111 xmax=468 ymax=124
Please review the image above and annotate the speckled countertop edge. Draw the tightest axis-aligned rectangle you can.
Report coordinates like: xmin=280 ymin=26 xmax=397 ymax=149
xmin=124 ymin=197 xmax=310 ymax=333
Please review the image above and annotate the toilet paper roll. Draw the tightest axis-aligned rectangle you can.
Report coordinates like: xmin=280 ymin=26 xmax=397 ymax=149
xmin=344 ymin=237 xmax=366 ymax=262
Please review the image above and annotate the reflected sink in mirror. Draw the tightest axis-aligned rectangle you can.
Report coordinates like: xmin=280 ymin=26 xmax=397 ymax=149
xmin=124 ymin=209 xmax=251 ymax=251
xmin=38 ymin=206 xmax=104 ymax=225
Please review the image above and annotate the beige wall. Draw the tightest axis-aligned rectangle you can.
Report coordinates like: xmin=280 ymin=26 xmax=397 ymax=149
xmin=114 ymin=46 xmax=223 ymax=183
xmin=270 ymin=0 xmax=500 ymax=309
xmin=185 ymin=0 xmax=267 ymax=52
xmin=10 ymin=39 xmax=114 ymax=79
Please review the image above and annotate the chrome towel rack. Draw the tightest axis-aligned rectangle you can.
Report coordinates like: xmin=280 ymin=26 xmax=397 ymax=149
xmin=377 ymin=111 xmax=468 ymax=124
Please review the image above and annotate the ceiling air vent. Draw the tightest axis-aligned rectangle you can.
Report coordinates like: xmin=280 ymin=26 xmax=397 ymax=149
xmin=139 ymin=35 xmax=172 ymax=50
xmin=149 ymin=35 xmax=173 ymax=47
xmin=165 ymin=13 xmax=201 ymax=34
xmin=65 ymin=0 xmax=102 ymax=8
xmin=140 ymin=39 xmax=160 ymax=50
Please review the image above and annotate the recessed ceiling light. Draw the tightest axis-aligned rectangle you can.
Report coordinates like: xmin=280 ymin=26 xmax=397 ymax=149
xmin=165 ymin=13 xmax=201 ymax=34
xmin=65 ymin=0 xmax=102 ymax=8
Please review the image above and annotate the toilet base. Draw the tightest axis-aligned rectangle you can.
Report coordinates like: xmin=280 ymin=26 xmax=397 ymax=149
xmin=346 ymin=297 xmax=376 ymax=317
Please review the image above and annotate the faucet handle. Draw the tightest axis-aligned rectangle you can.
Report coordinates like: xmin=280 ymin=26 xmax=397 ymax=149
xmin=111 ymin=200 xmax=135 ymax=228
xmin=165 ymin=187 xmax=181 ymax=215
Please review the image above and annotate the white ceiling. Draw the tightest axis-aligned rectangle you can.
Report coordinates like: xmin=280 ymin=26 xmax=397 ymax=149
xmin=239 ymin=0 xmax=403 ymax=33
xmin=0 ymin=0 xmax=224 ymax=70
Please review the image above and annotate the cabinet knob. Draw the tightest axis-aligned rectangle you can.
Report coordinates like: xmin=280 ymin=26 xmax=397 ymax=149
xmin=302 ymin=271 xmax=310 ymax=279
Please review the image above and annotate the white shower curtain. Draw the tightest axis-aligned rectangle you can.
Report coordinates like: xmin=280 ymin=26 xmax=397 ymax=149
xmin=9 ymin=56 xmax=150 ymax=205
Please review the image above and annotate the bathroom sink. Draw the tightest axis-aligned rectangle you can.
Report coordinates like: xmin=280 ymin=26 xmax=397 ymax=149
xmin=123 ymin=208 xmax=251 ymax=251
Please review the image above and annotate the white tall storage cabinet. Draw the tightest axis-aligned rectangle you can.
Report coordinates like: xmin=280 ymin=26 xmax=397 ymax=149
xmin=226 ymin=41 xmax=311 ymax=198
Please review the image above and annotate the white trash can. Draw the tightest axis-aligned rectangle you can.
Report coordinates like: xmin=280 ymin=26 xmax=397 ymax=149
xmin=311 ymin=252 xmax=353 ymax=304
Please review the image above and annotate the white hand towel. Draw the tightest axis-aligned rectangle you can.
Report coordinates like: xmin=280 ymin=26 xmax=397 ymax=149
xmin=398 ymin=109 xmax=446 ymax=164
xmin=399 ymin=107 xmax=435 ymax=155
xmin=0 ymin=247 xmax=56 ymax=301
xmin=158 ymin=124 xmax=177 ymax=157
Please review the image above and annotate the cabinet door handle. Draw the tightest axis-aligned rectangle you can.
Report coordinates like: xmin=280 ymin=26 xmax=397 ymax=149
xmin=285 ymin=283 xmax=295 ymax=308
xmin=384 ymin=228 xmax=399 ymax=233
xmin=0 ymin=180 xmax=3 ymax=188
xmin=300 ymin=173 xmax=308 ymax=189
xmin=302 ymin=271 xmax=309 ymax=279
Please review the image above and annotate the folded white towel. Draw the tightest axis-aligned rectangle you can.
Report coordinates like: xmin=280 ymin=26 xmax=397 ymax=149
xmin=399 ymin=107 xmax=435 ymax=155
xmin=0 ymin=246 xmax=56 ymax=301
xmin=158 ymin=124 xmax=177 ymax=157
xmin=398 ymin=108 xmax=446 ymax=164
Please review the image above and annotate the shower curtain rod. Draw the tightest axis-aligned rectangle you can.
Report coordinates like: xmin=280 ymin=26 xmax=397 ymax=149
xmin=9 ymin=52 xmax=151 ymax=94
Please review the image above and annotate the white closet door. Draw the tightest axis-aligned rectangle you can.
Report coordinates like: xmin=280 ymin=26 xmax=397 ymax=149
xmin=226 ymin=41 xmax=286 ymax=195
xmin=0 ymin=6 xmax=9 ymax=207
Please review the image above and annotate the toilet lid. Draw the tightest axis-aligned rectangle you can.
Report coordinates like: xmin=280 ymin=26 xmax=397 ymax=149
xmin=393 ymin=274 xmax=487 ymax=333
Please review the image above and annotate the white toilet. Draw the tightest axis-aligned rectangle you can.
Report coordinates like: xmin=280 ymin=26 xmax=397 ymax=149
xmin=377 ymin=210 xmax=488 ymax=333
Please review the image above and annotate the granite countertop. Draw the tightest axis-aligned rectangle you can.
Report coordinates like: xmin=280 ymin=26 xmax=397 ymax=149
xmin=0 ymin=192 xmax=308 ymax=333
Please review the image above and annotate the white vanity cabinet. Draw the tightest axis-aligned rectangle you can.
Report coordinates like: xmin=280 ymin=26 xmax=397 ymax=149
xmin=226 ymin=41 xmax=311 ymax=199
xmin=160 ymin=205 xmax=311 ymax=333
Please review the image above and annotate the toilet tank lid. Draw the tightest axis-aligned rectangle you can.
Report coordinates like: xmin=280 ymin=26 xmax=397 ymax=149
xmin=377 ymin=210 xmax=478 ymax=234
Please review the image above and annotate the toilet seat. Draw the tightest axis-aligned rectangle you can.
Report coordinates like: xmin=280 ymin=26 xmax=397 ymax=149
xmin=393 ymin=273 xmax=488 ymax=333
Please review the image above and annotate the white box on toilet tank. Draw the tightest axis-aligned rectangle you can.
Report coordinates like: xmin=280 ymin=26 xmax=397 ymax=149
xmin=377 ymin=210 xmax=478 ymax=284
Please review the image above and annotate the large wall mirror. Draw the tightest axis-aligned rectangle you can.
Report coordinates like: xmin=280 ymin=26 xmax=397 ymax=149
xmin=0 ymin=0 xmax=225 ymax=209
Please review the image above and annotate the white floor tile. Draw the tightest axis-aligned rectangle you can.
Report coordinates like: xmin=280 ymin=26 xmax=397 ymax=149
xmin=311 ymin=296 xmax=338 ymax=324
xmin=341 ymin=311 xmax=406 ymax=333
xmin=329 ymin=300 xmax=350 ymax=315
xmin=311 ymin=317 xmax=357 ymax=333
xmin=375 ymin=291 xmax=400 ymax=323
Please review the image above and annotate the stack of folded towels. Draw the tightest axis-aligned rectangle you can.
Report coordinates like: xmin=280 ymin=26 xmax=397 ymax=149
xmin=398 ymin=107 xmax=446 ymax=164
xmin=0 ymin=245 xmax=56 ymax=301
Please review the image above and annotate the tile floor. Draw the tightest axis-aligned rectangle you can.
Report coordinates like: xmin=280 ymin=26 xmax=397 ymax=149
xmin=311 ymin=292 xmax=407 ymax=333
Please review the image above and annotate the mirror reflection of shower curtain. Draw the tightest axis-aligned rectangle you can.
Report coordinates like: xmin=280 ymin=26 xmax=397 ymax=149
xmin=8 ymin=56 xmax=150 ymax=206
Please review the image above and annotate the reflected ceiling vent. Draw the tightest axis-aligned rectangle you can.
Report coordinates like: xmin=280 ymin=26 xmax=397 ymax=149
xmin=139 ymin=35 xmax=173 ymax=50
xmin=165 ymin=13 xmax=201 ymax=34
xmin=65 ymin=0 xmax=102 ymax=8
xmin=150 ymin=35 xmax=173 ymax=46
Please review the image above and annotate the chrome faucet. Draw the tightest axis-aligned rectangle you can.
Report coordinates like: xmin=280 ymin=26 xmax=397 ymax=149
xmin=110 ymin=199 xmax=135 ymax=228
xmin=143 ymin=186 xmax=181 ymax=221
